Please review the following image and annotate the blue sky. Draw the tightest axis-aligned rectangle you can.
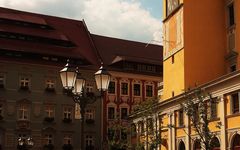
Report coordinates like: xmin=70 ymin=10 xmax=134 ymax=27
xmin=140 ymin=0 xmax=163 ymax=19
xmin=0 ymin=0 xmax=163 ymax=44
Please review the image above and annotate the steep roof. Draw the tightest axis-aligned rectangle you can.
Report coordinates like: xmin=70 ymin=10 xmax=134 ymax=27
xmin=0 ymin=7 xmax=99 ymax=66
xmin=91 ymin=34 xmax=163 ymax=66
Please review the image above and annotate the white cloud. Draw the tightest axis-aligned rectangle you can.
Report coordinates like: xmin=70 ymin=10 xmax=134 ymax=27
xmin=0 ymin=0 xmax=162 ymax=44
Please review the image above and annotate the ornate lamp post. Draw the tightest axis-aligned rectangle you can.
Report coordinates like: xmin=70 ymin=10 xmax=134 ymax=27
xmin=59 ymin=60 xmax=111 ymax=150
xmin=17 ymin=137 xmax=34 ymax=150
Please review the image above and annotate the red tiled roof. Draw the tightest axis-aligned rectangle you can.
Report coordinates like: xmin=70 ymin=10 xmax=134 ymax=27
xmin=91 ymin=34 xmax=163 ymax=66
xmin=0 ymin=7 xmax=99 ymax=66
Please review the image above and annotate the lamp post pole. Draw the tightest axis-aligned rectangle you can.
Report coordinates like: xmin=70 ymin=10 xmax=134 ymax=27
xmin=60 ymin=60 xmax=111 ymax=150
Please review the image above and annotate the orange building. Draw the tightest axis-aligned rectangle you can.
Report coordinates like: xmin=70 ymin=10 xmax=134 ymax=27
xmin=131 ymin=0 xmax=240 ymax=150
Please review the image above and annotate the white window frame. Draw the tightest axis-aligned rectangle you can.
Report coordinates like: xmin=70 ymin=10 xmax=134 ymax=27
xmin=86 ymin=82 xmax=94 ymax=93
xmin=44 ymin=134 xmax=53 ymax=145
xmin=133 ymin=83 xmax=141 ymax=97
xmin=120 ymin=82 xmax=129 ymax=96
xmin=45 ymin=105 xmax=55 ymax=118
xmin=85 ymin=108 xmax=95 ymax=120
xmin=63 ymin=106 xmax=73 ymax=119
xmin=85 ymin=135 xmax=94 ymax=146
xmin=19 ymin=77 xmax=30 ymax=88
xmin=145 ymin=84 xmax=154 ymax=98
xmin=63 ymin=134 xmax=72 ymax=144
xmin=18 ymin=105 xmax=28 ymax=120
xmin=46 ymin=79 xmax=55 ymax=89
xmin=108 ymin=81 xmax=116 ymax=94
xmin=107 ymin=106 xmax=116 ymax=120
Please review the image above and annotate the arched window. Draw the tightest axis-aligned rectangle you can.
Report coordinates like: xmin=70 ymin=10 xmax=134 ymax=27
xmin=178 ymin=140 xmax=185 ymax=150
xmin=193 ymin=139 xmax=201 ymax=150
xmin=232 ymin=134 xmax=240 ymax=150
xmin=210 ymin=137 xmax=220 ymax=150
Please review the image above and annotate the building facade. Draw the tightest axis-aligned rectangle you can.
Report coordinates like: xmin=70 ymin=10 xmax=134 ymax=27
xmin=91 ymin=35 xmax=163 ymax=149
xmin=131 ymin=0 xmax=240 ymax=150
xmin=0 ymin=7 xmax=163 ymax=150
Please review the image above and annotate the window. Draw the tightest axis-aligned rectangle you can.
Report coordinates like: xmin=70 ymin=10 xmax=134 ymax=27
xmin=85 ymin=109 xmax=94 ymax=120
xmin=138 ymin=121 xmax=144 ymax=135
xmin=179 ymin=109 xmax=184 ymax=126
xmin=19 ymin=77 xmax=30 ymax=89
xmin=134 ymin=84 xmax=141 ymax=96
xmin=121 ymin=129 xmax=127 ymax=141
xmin=108 ymin=107 xmax=115 ymax=119
xmin=166 ymin=0 xmax=180 ymax=16
xmin=232 ymin=93 xmax=240 ymax=114
xmin=46 ymin=79 xmax=55 ymax=91
xmin=18 ymin=105 xmax=28 ymax=120
xmin=86 ymin=83 xmax=94 ymax=93
xmin=108 ymin=81 xmax=115 ymax=94
xmin=86 ymin=135 xmax=94 ymax=147
xmin=108 ymin=128 xmax=115 ymax=140
xmin=63 ymin=135 xmax=72 ymax=144
xmin=230 ymin=64 xmax=237 ymax=72
xmin=228 ymin=3 xmax=235 ymax=26
xmin=121 ymin=83 xmax=128 ymax=95
xmin=146 ymin=85 xmax=153 ymax=97
xmin=121 ymin=108 xmax=128 ymax=120
xmin=210 ymin=100 xmax=218 ymax=119
xmin=0 ymin=74 xmax=5 ymax=88
xmin=45 ymin=106 xmax=55 ymax=118
xmin=63 ymin=107 xmax=72 ymax=119
xmin=44 ymin=134 xmax=53 ymax=144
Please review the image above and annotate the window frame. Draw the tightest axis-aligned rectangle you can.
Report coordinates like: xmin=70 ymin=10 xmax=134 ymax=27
xmin=45 ymin=105 xmax=55 ymax=118
xmin=63 ymin=106 xmax=73 ymax=119
xmin=107 ymin=107 xmax=115 ymax=120
xmin=19 ymin=76 xmax=31 ymax=89
xmin=228 ymin=3 xmax=235 ymax=27
xmin=85 ymin=135 xmax=94 ymax=147
xmin=231 ymin=92 xmax=240 ymax=114
xmin=108 ymin=81 xmax=116 ymax=94
xmin=178 ymin=109 xmax=184 ymax=127
xmin=133 ymin=83 xmax=141 ymax=96
xmin=18 ymin=104 xmax=29 ymax=120
xmin=121 ymin=82 xmax=129 ymax=95
xmin=120 ymin=107 xmax=128 ymax=120
xmin=146 ymin=84 xmax=154 ymax=97
xmin=63 ymin=134 xmax=72 ymax=145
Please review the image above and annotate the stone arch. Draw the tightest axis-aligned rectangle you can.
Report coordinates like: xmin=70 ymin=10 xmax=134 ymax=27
xmin=230 ymin=133 xmax=240 ymax=150
xmin=193 ymin=139 xmax=201 ymax=150
xmin=178 ymin=140 xmax=185 ymax=150
xmin=210 ymin=136 xmax=220 ymax=150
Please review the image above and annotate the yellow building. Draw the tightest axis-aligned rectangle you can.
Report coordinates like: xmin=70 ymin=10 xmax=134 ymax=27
xmin=131 ymin=0 xmax=240 ymax=149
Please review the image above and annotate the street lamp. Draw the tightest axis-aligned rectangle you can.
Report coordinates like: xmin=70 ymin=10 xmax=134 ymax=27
xmin=17 ymin=137 xmax=34 ymax=150
xmin=59 ymin=60 xmax=111 ymax=150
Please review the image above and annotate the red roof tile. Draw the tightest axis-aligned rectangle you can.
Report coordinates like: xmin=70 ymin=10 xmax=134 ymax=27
xmin=91 ymin=34 xmax=163 ymax=66
xmin=0 ymin=7 xmax=99 ymax=66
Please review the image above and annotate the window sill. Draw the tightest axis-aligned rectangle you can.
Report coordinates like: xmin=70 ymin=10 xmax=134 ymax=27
xmin=176 ymin=125 xmax=185 ymax=129
xmin=227 ymin=113 xmax=240 ymax=118
xmin=209 ymin=117 xmax=220 ymax=122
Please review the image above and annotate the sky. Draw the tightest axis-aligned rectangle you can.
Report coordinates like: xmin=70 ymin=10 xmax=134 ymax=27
xmin=0 ymin=0 xmax=163 ymax=44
